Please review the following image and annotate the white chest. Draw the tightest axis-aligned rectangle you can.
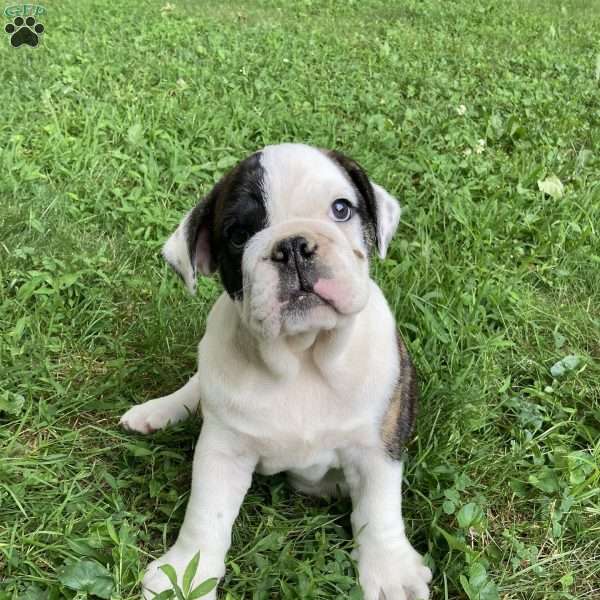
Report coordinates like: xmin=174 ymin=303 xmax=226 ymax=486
xmin=197 ymin=284 xmax=399 ymax=474
xmin=200 ymin=359 xmax=389 ymax=473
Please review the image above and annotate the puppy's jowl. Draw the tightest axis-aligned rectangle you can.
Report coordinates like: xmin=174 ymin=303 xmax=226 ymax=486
xmin=121 ymin=143 xmax=431 ymax=600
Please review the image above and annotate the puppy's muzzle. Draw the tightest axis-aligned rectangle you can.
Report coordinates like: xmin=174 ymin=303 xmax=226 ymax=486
xmin=271 ymin=235 xmax=318 ymax=293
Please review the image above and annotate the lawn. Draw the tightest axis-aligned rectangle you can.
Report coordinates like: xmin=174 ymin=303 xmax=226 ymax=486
xmin=1 ymin=0 xmax=599 ymax=598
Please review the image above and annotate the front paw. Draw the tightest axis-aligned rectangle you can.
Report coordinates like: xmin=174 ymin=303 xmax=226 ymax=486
xmin=142 ymin=548 xmax=222 ymax=600
xmin=120 ymin=399 xmax=173 ymax=434
xmin=357 ymin=540 xmax=431 ymax=600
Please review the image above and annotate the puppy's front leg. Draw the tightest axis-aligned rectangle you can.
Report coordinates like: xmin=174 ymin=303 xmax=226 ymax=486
xmin=342 ymin=448 xmax=431 ymax=600
xmin=120 ymin=374 xmax=202 ymax=434
xmin=142 ymin=421 xmax=256 ymax=599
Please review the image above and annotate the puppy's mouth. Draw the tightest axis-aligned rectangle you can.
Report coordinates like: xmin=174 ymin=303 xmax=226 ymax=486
xmin=282 ymin=288 xmax=338 ymax=313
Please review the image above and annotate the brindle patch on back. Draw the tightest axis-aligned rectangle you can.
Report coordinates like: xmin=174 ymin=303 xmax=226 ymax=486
xmin=381 ymin=333 xmax=418 ymax=460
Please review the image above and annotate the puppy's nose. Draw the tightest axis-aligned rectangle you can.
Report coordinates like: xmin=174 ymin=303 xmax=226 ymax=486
xmin=271 ymin=236 xmax=317 ymax=264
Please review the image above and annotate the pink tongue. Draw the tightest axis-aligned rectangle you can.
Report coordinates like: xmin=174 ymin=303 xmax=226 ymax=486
xmin=313 ymin=278 xmax=340 ymax=305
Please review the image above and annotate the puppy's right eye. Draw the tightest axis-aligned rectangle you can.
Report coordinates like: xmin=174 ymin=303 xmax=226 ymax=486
xmin=228 ymin=227 xmax=250 ymax=250
xmin=330 ymin=199 xmax=354 ymax=222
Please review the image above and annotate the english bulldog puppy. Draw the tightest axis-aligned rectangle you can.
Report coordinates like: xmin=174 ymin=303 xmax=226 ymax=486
xmin=120 ymin=143 xmax=431 ymax=600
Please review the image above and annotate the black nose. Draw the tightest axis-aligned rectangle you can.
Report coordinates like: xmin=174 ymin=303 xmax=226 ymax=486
xmin=271 ymin=236 xmax=317 ymax=264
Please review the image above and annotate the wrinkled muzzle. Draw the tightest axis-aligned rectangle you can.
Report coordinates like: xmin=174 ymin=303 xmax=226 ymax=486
xmin=240 ymin=219 xmax=370 ymax=339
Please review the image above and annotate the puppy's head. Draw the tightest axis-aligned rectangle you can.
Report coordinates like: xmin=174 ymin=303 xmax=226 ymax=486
xmin=163 ymin=143 xmax=400 ymax=338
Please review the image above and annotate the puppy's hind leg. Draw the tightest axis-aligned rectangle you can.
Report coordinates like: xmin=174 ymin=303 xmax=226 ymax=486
xmin=120 ymin=374 xmax=202 ymax=434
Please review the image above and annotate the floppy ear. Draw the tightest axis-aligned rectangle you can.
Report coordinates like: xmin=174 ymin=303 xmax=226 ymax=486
xmin=370 ymin=181 xmax=402 ymax=259
xmin=327 ymin=150 xmax=401 ymax=258
xmin=162 ymin=188 xmax=219 ymax=295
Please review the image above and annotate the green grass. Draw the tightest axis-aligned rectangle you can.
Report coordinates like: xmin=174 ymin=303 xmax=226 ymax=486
xmin=1 ymin=0 xmax=599 ymax=598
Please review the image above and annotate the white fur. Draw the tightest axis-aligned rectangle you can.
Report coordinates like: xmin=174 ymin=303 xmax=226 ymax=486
xmin=120 ymin=144 xmax=430 ymax=600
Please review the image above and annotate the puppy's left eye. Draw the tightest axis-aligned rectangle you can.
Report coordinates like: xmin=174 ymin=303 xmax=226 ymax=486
xmin=228 ymin=227 xmax=250 ymax=250
xmin=330 ymin=199 xmax=354 ymax=222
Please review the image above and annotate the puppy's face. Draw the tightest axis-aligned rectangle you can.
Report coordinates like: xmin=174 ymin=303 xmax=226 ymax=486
xmin=163 ymin=144 xmax=400 ymax=338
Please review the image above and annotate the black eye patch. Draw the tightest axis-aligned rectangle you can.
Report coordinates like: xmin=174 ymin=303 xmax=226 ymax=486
xmin=215 ymin=154 xmax=267 ymax=299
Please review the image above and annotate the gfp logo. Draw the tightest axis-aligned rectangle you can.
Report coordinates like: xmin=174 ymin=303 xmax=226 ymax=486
xmin=4 ymin=4 xmax=45 ymax=47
